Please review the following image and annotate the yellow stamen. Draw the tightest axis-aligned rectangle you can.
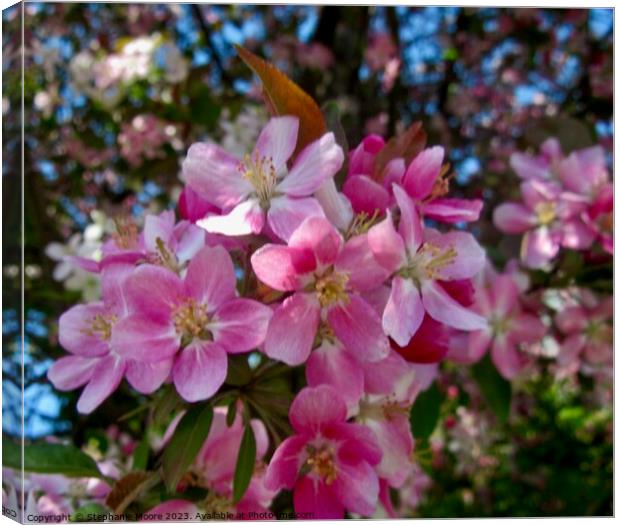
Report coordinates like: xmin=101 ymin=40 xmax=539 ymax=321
xmin=112 ymin=217 xmax=139 ymax=249
xmin=315 ymin=271 xmax=350 ymax=307
xmin=240 ymin=152 xmax=277 ymax=207
xmin=306 ymin=445 xmax=338 ymax=485
xmin=535 ymin=201 xmax=556 ymax=225
xmin=84 ymin=313 xmax=117 ymax=341
xmin=172 ymin=298 xmax=210 ymax=338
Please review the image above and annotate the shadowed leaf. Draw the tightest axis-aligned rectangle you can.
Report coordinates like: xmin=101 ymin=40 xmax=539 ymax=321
xmin=235 ymin=45 xmax=327 ymax=157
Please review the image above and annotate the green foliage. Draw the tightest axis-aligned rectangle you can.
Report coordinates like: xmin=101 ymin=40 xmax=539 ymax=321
xmin=161 ymin=403 xmax=214 ymax=492
xmin=232 ymin=423 xmax=257 ymax=503
xmin=410 ymin=382 xmax=443 ymax=441
xmin=471 ymin=355 xmax=512 ymax=423
xmin=3 ymin=437 xmax=105 ymax=479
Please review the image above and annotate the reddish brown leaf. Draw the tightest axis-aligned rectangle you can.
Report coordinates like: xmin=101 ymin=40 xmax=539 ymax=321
xmin=235 ymin=45 xmax=327 ymax=157
xmin=373 ymin=121 xmax=427 ymax=181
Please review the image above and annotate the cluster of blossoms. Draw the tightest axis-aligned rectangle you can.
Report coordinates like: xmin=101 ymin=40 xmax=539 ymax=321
xmin=48 ymin=115 xmax=493 ymax=518
xmin=118 ymin=114 xmax=182 ymax=167
xmin=69 ymin=35 xmax=188 ymax=108
xmin=47 ymin=112 xmax=612 ymax=518
xmin=494 ymin=138 xmax=613 ymax=269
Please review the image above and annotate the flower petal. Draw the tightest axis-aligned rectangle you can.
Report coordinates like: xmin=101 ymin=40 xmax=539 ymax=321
xmin=305 ymin=342 xmax=364 ymax=412
xmin=335 ymin=233 xmax=390 ymax=291
xmin=143 ymin=500 xmax=199 ymax=520
xmin=289 ymin=385 xmax=347 ymax=435
xmin=493 ymin=203 xmax=536 ymax=233
xmin=314 ymin=178 xmax=354 ymax=231
xmin=182 ymin=142 xmax=250 ymax=209
xmin=210 ymin=298 xmax=273 ymax=353
xmin=288 ymin=216 xmax=343 ymax=267
xmin=520 ymin=227 xmax=559 ymax=269
xmin=367 ymin=211 xmax=407 ymax=274
xmin=197 ymin=198 xmax=265 ymax=237
xmin=254 ymin=116 xmax=299 ymax=172
xmin=58 ymin=303 xmax=111 ymax=357
xmin=125 ymin=359 xmax=172 ymax=394
xmin=264 ymin=435 xmax=307 ymax=491
xmin=491 ymin=336 xmax=526 ymax=380
xmin=267 ymin=195 xmax=325 ymax=242
xmin=47 ymin=355 xmax=99 ymax=391
xmin=184 ymin=246 xmax=236 ymax=310
xmin=125 ymin=265 xmax=184 ymax=320
xmin=332 ymin=459 xmax=379 ymax=517
xmin=77 ymin=354 xmax=126 ymax=414
xmin=402 ymin=146 xmax=444 ymax=200
xmin=421 ymin=280 xmax=488 ymax=331
xmin=383 ymin=276 xmax=424 ymax=346
xmin=422 ymin=198 xmax=483 ymax=223
xmin=111 ymin=314 xmax=179 ymax=362
xmin=342 ymin=175 xmax=390 ymax=215
xmin=172 ymin=341 xmax=228 ymax=402
xmin=393 ymin=183 xmax=423 ymax=254
xmin=277 ymin=132 xmax=344 ymax=196
xmin=264 ymin=293 xmax=320 ymax=365
xmin=327 ymin=294 xmax=390 ymax=362
xmin=293 ymin=476 xmax=344 ymax=519
xmin=251 ymin=245 xmax=303 ymax=291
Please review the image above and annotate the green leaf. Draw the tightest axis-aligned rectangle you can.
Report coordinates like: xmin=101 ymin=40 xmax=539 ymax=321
xmin=471 ymin=354 xmax=512 ymax=423
xmin=232 ymin=423 xmax=256 ymax=504
xmin=132 ymin=438 xmax=150 ymax=471
xmin=226 ymin=398 xmax=238 ymax=427
xmin=161 ymin=403 xmax=214 ymax=492
xmin=322 ymin=100 xmax=349 ymax=186
xmin=410 ymin=382 xmax=443 ymax=441
xmin=3 ymin=437 xmax=104 ymax=478
xmin=152 ymin=385 xmax=184 ymax=427
xmin=69 ymin=503 xmax=108 ymax=522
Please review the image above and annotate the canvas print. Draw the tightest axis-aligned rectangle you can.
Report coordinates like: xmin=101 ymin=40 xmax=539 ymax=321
xmin=2 ymin=3 xmax=613 ymax=522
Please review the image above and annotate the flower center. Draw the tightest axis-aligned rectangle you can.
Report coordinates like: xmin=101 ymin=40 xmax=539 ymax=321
xmin=202 ymin=492 xmax=233 ymax=514
xmin=402 ymin=242 xmax=458 ymax=284
xmin=535 ymin=201 xmax=556 ymax=225
xmin=112 ymin=217 xmax=139 ymax=249
xmin=172 ymin=298 xmax=210 ymax=340
xmin=240 ymin=152 xmax=277 ymax=208
xmin=489 ymin=314 xmax=510 ymax=337
xmin=305 ymin=445 xmax=338 ymax=485
xmin=85 ymin=313 xmax=117 ymax=341
xmin=315 ymin=271 xmax=350 ymax=307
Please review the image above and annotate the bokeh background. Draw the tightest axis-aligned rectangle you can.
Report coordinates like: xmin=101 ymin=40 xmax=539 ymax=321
xmin=2 ymin=3 xmax=613 ymax=517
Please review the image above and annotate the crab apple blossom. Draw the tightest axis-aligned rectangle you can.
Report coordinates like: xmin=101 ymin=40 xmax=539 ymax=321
xmin=251 ymin=216 xmax=390 ymax=365
xmin=343 ymin=137 xmax=482 ymax=223
xmin=454 ymin=268 xmax=547 ymax=379
xmin=357 ymin=350 xmax=437 ymax=488
xmin=368 ymin=184 xmax=487 ymax=346
xmin=183 ymin=116 xmax=344 ymax=241
xmin=493 ymin=179 xmax=594 ymax=269
xmin=111 ymin=245 xmax=272 ymax=402
xmin=47 ymin=264 xmax=172 ymax=414
xmin=69 ymin=210 xmax=206 ymax=274
xmin=150 ymin=405 xmax=276 ymax=517
xmin=264 ymin=385 xmax=382 ymax=518
xmin=555 ymin=292 xmax=612 ymax=369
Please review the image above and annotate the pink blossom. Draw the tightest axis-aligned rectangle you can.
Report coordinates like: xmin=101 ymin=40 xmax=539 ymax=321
xmin=251 ymin=216 xmax=390 ymax=366
xmin=69 ymin=211 xmax=206 ymax=274
xmin=493 ymin=179 xmax=593 ymax=268
xmin=455 ymin=268 xmax=546 ymax=379
xmin=368 ymin=184 xmax=487 ymax=346
xmin=112 ymin=246 xmax=272 ymax=402
xmin=183 ymin=116 xmax=344 ymax=241
xmin=555 ymin=293 xmax=612 ymax=368
xmin=358 ymin=350 xmax=437 ymax=488
xmin=48 ymin=264 xmax=171 ymax=414
xmin=343 ymin=139 xmax=482 ymax=223
xmin=264 ymin=385 xmax=382 ymax=518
